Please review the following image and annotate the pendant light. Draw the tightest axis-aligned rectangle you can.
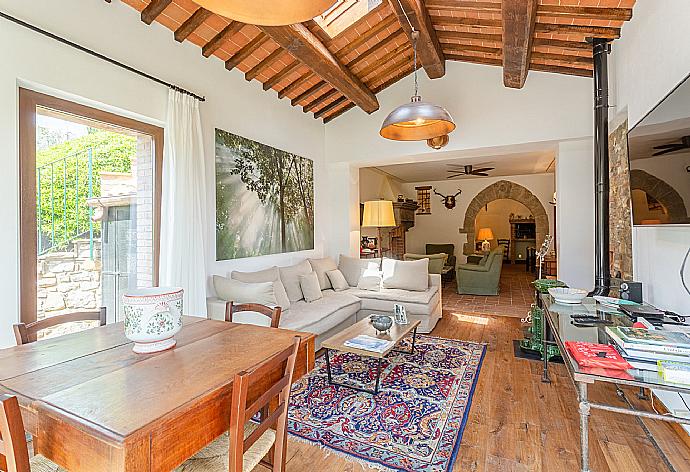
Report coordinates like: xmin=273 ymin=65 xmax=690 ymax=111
xmin=380 ymin=6 xmax=455 ymax=144
xmin=195 ymin=0 xmax=336 ymax=26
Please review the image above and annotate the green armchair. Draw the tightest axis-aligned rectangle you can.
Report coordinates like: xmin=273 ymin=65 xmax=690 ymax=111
xmin=426 ymin=244 xmax=456 ymax=269
xmin=456 ymin=246 xmax=504 ymax=295
xmin=403 ymin=253 xmax=447 ymax=274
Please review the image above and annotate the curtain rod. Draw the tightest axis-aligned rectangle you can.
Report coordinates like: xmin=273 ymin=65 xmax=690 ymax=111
xmin=0 ymin=10 xmax=206 ymax=102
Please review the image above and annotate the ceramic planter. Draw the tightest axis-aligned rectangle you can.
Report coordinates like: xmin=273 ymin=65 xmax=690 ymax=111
xmin=123 ymin=287 xmax=183 ymax=353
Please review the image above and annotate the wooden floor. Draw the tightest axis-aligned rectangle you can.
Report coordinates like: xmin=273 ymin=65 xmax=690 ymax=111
xmin=268 ymin=306 xmax=690 ymax=471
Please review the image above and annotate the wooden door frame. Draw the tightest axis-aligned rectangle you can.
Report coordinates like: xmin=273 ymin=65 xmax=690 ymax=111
xmin=19 ymin=88 xmax=163 ymax=324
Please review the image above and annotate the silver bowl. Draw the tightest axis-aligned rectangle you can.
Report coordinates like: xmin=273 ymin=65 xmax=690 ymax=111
xmin=370 ymin=315 xmax=393 ymax=334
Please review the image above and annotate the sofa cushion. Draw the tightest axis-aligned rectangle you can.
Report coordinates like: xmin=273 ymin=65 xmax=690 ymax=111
xmin=382 ymin=258 xmax=429 ymax=291
xmin=231 ymin=266 xmax=290 ymax=310
xmin=279 ymin=291 xmax=360 ymax=334
xmin=326 ymin=269 xmax=349 ymax=292
xmin=338 ymin=255 xmax=380 ymax=287
xmin=346 ymin=285 xmax=440 ymax=316
xmin=279 ymin=260 xmax=313 ymax=302
xmin=213 ymin=276 xmax=277 ymax=307
xmin=308 ymin=257 xmax=338 ymax=290
xmin=300 ymin=272 xmax=323 ymax=303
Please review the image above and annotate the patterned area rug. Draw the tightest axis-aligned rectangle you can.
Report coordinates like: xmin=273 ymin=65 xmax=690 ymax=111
xmin=288 ymin=335 xmax=486 ymax=472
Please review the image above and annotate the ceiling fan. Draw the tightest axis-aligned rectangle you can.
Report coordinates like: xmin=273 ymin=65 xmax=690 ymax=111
xmin=446 ymin=164 xmax=495 ymax=178
xmin=652 ymin=135 xmax=690 ymax=156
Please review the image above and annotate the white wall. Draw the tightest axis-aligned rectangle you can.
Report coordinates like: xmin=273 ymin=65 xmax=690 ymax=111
xmin=556 ymin=139 xmax=595 ymax=290
xmin=325 ymin=60 xmax=594 ymax=166
xmin=0 ymin=0 xmax=325 ymax=347
xmin=400 ymin=174 xmax=555 ymax=261
xmin=611 ymin=0 xmax=690 ymax=427
xmin=324 ymin=61 xmax=594 ymax=261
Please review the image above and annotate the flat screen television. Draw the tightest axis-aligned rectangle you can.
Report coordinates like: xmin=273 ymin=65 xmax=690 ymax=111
xmin=627 ymin=74 xmax=690 ymax=226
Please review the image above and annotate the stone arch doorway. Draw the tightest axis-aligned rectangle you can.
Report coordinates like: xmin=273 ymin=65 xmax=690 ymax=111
xmin=630 ymin=169 xmax=688 ymax=223
xmin=460 ymin=180 xmax=549 ymax=255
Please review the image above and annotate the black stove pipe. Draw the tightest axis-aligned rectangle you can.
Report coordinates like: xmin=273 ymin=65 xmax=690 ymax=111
xmin=590 ymin=38 xmax=611 ymax=296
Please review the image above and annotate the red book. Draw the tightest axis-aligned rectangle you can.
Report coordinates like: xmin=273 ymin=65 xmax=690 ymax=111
xmin=565 ymin=341 xmax=633 ymax=370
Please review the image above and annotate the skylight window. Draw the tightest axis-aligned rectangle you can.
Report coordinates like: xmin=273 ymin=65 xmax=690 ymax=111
xmin=315 ymin=0 xmax=382 ymax=39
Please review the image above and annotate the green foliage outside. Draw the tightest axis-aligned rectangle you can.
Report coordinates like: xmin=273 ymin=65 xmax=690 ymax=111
xmin=36 ymin=129 xmax=136 ymax=252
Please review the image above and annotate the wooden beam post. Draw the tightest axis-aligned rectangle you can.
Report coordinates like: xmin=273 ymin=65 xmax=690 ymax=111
xmin=388 ymin=0 xmax=445 ymax=79
xmin=141 ymin=0 xmax=172 ymax=25
xmin=502 ymin=0 xmax=538 ymax=88
xmin=202 ymin=22 xmax=245 ymax=58
xmin=175 ymin=8 xmax=212 ymax=43
xmin=260 ymin=23 xmax=379 ymax=113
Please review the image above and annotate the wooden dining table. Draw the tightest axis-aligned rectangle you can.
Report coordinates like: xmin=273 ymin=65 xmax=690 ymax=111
xmin=0 ymin=316 xmax=315 ymax=471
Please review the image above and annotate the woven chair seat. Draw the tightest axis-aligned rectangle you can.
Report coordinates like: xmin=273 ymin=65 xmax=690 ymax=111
xmin=175 ymin=422 xmax=276 ymax=472
xmin=29 ymin=454 xmax=65 ymax=472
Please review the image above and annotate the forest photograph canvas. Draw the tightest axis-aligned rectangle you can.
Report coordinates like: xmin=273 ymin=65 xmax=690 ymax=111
xmin=215 ymin=128 xmax=314 ymax=260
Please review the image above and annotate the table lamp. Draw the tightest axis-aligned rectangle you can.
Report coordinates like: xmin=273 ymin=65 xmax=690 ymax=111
xmin=477 ymin=227 xmax=494 ymax=252
xmin=362 ymin=200 xmax=396 ymax=258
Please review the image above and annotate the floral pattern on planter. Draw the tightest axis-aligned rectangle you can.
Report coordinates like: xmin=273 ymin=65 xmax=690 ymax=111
xmin=123 ymin=287 xmax=183 ymax=353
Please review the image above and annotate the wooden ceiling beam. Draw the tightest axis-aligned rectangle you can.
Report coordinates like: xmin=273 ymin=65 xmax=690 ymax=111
xmin=531 ymin=52 xmax=592 ymax=67
xmin=534 ymin=23 xmax=620 ymax=39
xmin=530 ymin=62 xmax=593 ymax=78
xmin=315 ymin=96 xmax=348 ymax=119
xmin=436 ymin=30 xmax=501 ymax=42
xmin=445 ymin=54 xmax=502 ymax=67
xmin=260 ymin=23 xmax=379 ymax=113
xmin=174 ymin=8 xmax=212 ymax=42
xmin=324 ymin=103 xmax=355 ymax=124
xmin=364 ymin=50 xmax=415 ymax=86
xmin=388 ymin=0 xmax=446 ymax=79
xmin=431 ymin=16 xmax=621 ymax=38
xmin=202 ymin=21 xmax=245 ymax=58
xmin=335 ymin=14 xmax=398 ymax=58
xmin=277 ymin=71 xmax=313 ymax=98
xmin=303 ymin=89 xmax=339 ymax=113
xmin=291 ymin=80 xmax=328 ymax=106
xmin=533 ymin=38 xmax=590 ymax=51
xmin=141 ymin=0 xmax=172 ymax=25
xmin=347 ymin=30 xmax=406 ymax=70
xmin=538 ymin=5 xmax=632 ymax=21
xmin=265 ymin=61 xmax=301 ymax=92
xmin=245 ymin=48 xmax=285 ymax=81
xmin=502 ymin=0 xmax=538 ymax=88
xmin=441 ymin=42 xmax=501 ymax=55
xmin=355 ymin=43 xmax=411 ymax=79
xmin=427 ymin=1 xmax=632 ymax=21
xmin=225 ymin=33 xmax=269 ymax=71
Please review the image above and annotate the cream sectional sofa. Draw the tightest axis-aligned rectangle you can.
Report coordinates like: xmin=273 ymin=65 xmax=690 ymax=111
xmin=207 ymin=256 xmax=442 ymax=349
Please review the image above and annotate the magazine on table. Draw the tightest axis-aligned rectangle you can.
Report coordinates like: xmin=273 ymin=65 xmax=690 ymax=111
xmin=605 ymin=326 xmax=690 ymax=355
xmin=344 ymin=335 xmax=393 ymax=353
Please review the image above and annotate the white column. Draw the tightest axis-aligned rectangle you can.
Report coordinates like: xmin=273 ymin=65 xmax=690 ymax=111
xmin=325 ymin=163 xmax=360 ymax=260
xmin=556 ymin=139 xmax=595 ymax=289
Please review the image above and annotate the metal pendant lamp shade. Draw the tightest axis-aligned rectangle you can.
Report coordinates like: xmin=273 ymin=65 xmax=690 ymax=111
xmin=194 ymin=0 xmax=336 ymax=26
xmin=380 ymin=96 xmax=455 ymax=141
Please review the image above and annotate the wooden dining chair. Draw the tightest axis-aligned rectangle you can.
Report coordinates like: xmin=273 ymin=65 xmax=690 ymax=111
xmin=225 ymin=302 xmax=282 ymax=329
xmin=176 ymin=336 xmax=301 ymax=472
xmin=13 ymin=307 xmax=106 ymax=346
xmin=0 ymin=394 xmax=61 ymax=472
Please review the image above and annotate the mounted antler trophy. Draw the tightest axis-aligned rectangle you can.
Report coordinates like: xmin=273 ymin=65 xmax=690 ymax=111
xmin=433 ymin=188 xmax=462 ymax=209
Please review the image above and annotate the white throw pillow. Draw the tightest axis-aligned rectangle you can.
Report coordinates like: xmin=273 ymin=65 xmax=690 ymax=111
xmin=213 ymin=276 xmax=277 ymax=306
xmin=382 ymin=258 xmax=429 ymax=291
xmin=357 ymin=266 xmax=383 ymax=292
xmin=279 ymin=260 xmax=313 ymax=302
xmin=308 ymin=257 xmax=338 ymax=290
xmin=231 ymin=266 xmax=290 ymax=310
xmin=299 ymin=272 xmax=323 ymax=303
xmin=338 ymin=254 xmax=381 ymax=287
xmin=326 ymin=269 xmax=349 ymax=292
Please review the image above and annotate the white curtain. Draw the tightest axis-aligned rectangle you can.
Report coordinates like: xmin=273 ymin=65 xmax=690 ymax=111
xmin=160 ymin=89 xmax=208 ymax=316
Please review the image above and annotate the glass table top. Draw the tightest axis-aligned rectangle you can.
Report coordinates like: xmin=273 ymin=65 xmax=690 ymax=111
xmin=540 ymin=293 xmax=690 ymax=393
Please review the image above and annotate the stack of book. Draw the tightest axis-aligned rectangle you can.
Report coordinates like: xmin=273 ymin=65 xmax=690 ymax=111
xmin=605 ymin=326 xmax=690 ymax=373
xmin=343 ymin=335 xmax=392 ymax=354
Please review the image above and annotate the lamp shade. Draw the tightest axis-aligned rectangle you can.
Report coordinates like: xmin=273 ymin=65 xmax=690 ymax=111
xmin=194 ymin=0 xmax=336 ymax=26
xmin=380 ymin=96 xmax=456 ymax=141
xmin=362 ymin=200 xmax=396 ymax=228
xmin=477 ymin=227 xmax=494 ymax=241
